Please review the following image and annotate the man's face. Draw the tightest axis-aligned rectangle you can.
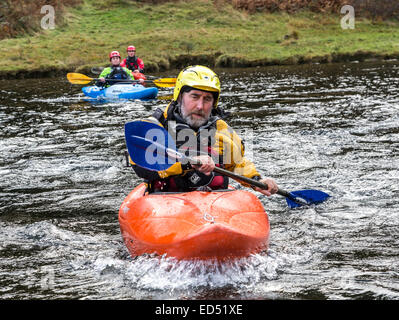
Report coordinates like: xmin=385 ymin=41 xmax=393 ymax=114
xmin=180 ymin=89 xmax=214 ymax=129
xmin=127 ymin=50 xmax=135 ymax=57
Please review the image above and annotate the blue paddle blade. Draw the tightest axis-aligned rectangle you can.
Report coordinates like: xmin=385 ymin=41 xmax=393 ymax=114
xmin=285 ymin=190 xmax=331 ymax=208
xmin=125 ymin=121 xmax=177 ymax=171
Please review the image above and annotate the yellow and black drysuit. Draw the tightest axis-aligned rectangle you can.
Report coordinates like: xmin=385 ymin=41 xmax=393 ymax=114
xmin=130 ymin=101 xmax=262 ymax=193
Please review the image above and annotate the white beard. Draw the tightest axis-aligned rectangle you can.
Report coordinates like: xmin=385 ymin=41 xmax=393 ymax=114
xmin=179 ymin=104 xmax=211 ymax=129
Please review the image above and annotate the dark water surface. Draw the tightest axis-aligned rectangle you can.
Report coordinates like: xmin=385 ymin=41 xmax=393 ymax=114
xmin=0 ymin=61 xmax=398 ymax=300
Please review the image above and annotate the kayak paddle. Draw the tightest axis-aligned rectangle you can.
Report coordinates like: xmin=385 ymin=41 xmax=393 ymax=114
xmin=124 ymin=120 xmax=330 ymax=208
xmin=157 ymin=94 xmax=173 ymax=100
xmin=91 ymin=67 xmax=170 ymax=81
xmin=67 ymin=72 xmax=176 ymax=87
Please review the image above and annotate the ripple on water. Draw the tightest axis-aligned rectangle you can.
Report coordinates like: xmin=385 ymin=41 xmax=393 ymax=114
xmin=1 ymin=62 xmax=399 ymax=299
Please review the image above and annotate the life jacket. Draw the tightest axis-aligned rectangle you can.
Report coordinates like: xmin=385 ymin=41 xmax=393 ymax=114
xmin=107 ymin=66 xmax=129 ymax=80
xmin=145 ymin=102 xmax=230 ymax=193
xmin=96 ymin=66 xmax=134 ymax=87
xmin=123 ymin=56 xmax=143 ymax=72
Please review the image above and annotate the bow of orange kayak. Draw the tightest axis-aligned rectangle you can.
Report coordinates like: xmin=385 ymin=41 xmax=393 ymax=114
xmin=118 ymin=183 xmax=270 ymax=261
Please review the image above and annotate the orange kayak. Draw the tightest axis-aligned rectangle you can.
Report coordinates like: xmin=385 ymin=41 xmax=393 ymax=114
xmin=118 ymin=183 xmax=270 ymax=261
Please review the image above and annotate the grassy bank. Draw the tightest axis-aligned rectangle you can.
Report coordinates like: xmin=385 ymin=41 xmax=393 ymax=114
xmin=1 ymin=0 xmax=399 ymax=78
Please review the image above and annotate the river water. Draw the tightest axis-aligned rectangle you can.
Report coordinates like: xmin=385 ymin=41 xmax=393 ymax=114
xmin=0 ymin=61 xmax=398 ymax=300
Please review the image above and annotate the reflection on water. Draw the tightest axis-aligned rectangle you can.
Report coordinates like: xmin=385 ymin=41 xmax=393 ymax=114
xmin=0 ymin=61 xmax=398 ymax=299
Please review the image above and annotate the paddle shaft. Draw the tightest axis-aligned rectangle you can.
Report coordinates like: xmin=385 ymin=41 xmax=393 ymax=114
xmin=91 ymin=68 xmax=161 ymax=78
xmin=67 ymin=73 xmax=176 ymax=86
xmin=215 ymin=166 xmax=308 ymax=205
xmin=73 ymin=77 xmax=160 ymax=84
xmin=186 ymin=156 xmax=297 ymax=200
xmin=100 ymin=78 xmax=176 ymax=85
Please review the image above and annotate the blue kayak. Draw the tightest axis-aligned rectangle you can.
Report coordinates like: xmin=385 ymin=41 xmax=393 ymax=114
xmin=82 ymin=84 xmax=158 ymax=100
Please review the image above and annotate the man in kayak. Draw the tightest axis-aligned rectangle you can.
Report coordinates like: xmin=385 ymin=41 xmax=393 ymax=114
xmin=121 ymin=45 xmax=145 ymax=74
xmin=130 ymin=65 xmax=278 ymax=197
xmin=97 ymin=50 xmax=144 ymax=87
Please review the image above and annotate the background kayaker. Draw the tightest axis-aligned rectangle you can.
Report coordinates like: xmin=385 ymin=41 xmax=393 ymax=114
xmin=130 ymin=65 xmax=278 ymax=197
xmin=97 ymin=50 xmax=144 ymax=87
xmin=121 ymin=45 xmax=145 ymax=74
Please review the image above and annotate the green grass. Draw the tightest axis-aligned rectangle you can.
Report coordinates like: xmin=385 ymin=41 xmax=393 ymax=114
xmin=2 ymin=0 xmax=399 ymax=76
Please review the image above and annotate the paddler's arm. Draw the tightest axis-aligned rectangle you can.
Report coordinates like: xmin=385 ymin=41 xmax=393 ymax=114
xmin=96 ymin=68 xmax=111 ymax=87
xmin=215 ymin=120 xmax=278 ymax=196
xmin=124 ymin=67 xmax=135 ymax=80
xmin=132 ymin=164 xmax=162 ymax=181
xmin=125 ymin=67 xmax=144 ymax=85
xmin=190 ymin=155 xmax=215 ymax=176
xmin=252 ymin=175 xmax=278 ymax=197
xmin=230 ymin=158 xmax=278 ymax=196
xmin=137 ymin=58 xmax=145 ymax=73
xmin=129 ymin=156 xmax=191 ymax=181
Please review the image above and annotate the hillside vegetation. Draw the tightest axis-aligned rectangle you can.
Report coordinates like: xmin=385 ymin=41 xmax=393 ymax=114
xmin=0 ymin=0 xmax=82 ymax=39
xmin=1 ymin=0 xmax=399 ymax=78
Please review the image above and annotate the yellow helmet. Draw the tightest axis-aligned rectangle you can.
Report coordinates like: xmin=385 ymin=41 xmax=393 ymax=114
xmin=173 ymin=65 xmax=221 ymax=108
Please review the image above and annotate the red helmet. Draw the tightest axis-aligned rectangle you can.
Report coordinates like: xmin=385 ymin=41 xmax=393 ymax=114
xmin=127 ymin=45 xmax=136 ymax=51
xmin=109 ymin=51 xmax=121 ymax=60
